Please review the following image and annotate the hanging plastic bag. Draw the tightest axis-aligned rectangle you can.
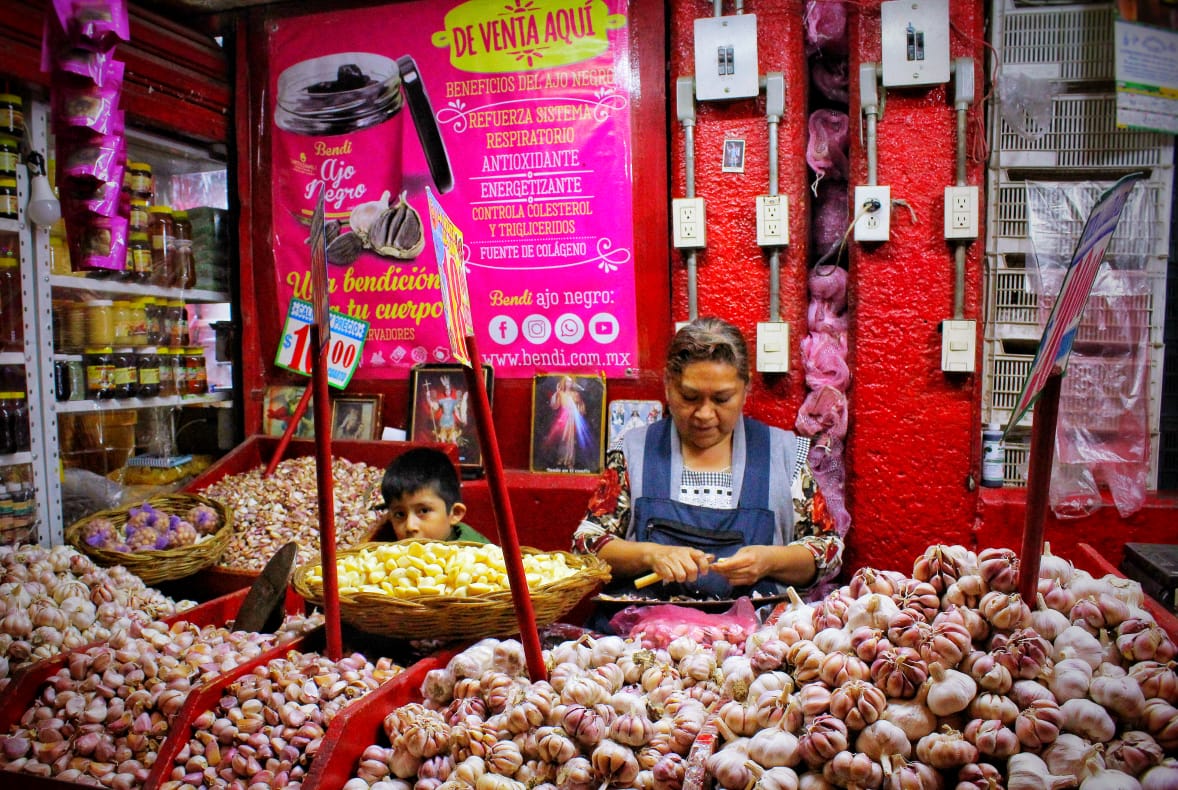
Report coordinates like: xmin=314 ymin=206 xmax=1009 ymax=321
xmin=806 ymin=110 xmax=850 ymax=186
xmin=609 ymin=598 xmax=759 ymax=651
xmin=997 ymin=71 xmax=1054 ymax=143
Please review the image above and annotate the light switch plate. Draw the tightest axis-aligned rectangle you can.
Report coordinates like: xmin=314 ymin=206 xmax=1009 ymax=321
xmin=941 ymin=319 xmax=977 ymax=373
xmin=756 ymin=321 xmax=789 ymax=373
xmin=694 ymin=14 xmax=760 ymax=101
xmin=880 ymin=0 xmax=950 ymax=87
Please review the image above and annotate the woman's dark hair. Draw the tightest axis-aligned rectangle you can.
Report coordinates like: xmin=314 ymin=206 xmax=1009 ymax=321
xmin=381 ymin=447 xmax=462 ymax=510
xmin=665 ymin=317 xmax=750 ymax=384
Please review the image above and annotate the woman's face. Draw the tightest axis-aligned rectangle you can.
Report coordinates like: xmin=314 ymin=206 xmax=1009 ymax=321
xmin=666 ymin=360 xmax=747 ymax=452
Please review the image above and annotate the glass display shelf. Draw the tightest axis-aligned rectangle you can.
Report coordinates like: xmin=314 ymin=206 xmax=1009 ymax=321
xmin=49 ymin=274 xmax=230 ymax=304
xmin=54 ymin=391 xmax=231 ymax=413
xmin=0 ymin=452 xmax=34 ymax=467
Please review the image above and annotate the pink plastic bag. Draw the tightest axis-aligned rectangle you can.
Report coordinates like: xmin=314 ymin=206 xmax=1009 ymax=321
xmin=811 ymin=57 xmax=849 ymax=104
xmin=809 ymin=263 xmax=848 ymax=310
xmin=796 ymin=385 xmax=848 ymax=440
xmin=53 ymin=0 xmax=130 ymax=50
xmin=801 ymin=332 xmax=851 ymax=391
xmin=806 ymin=110 xmax=850 ymax=184
xmin=609 ymin=598 xmax=759 ymax=652
xmin=804 ymin=0 xmax=849 ymax=57
xmin=812 ymin=183 xmax=850 ymax=263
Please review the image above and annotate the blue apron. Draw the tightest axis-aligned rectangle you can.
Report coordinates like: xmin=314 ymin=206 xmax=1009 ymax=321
xmin=622 ymin=418 xmax=779 ymax=599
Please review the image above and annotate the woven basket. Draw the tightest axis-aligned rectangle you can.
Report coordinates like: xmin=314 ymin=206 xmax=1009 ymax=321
xmin=292 ymin=540 xmax=611 ymax=640
xmin=65 ymin=493 xmax=233 ymax=585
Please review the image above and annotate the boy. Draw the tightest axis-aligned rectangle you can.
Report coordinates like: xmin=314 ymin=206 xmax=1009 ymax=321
xmin=379 ymin=447 xmax=488 ymax=543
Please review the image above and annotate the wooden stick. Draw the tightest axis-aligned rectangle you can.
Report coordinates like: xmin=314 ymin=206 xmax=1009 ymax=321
xmin=1018 ymin=371 xmax=1062 ymax=605
xmin=264 ymin=385 xmax=313 ymax=478
xmin=634 ymin=572 xmax=662 ymax=589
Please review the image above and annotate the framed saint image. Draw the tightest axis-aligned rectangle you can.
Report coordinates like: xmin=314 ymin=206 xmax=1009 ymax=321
xmin=722 ymin=138 xmax=746 ymax=173
xmin=407 ymin=363 xmax=493 ymax=473
xmin=332 ymin=395 xmax=383 ymax=440
xmin=530 ymin=373 xmax=606 ymax=475
xmin=607 ymin=399 xmax=664 ymax=448
xmin=262 ymin=385 xmax=315 ymax=438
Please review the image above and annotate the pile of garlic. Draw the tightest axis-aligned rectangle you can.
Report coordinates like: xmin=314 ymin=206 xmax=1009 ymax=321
xmin=0 ymin=542 xmax=194 ymax=692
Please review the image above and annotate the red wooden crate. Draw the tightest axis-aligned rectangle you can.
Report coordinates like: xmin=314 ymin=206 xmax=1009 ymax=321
xmin=142 ymin=629 xmax=322 ymax=789
xmin=0 ymin=588 xmax=249 ymax=733
xmin=300 ymin=647 xmax=461 ymax=790
xmin=1073 ymin=542 xmax=1178 ymax=643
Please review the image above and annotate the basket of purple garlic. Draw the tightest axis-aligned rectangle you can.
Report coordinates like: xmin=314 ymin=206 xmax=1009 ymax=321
xmin=65 ymin=494 xmax=233 ymax=584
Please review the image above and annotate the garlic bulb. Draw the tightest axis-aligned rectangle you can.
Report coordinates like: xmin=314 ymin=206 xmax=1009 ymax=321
xmin=1007 ymin=752 xmax=1075 ymax=790
xmin=925 ymin=662 xmax=976 ymax=716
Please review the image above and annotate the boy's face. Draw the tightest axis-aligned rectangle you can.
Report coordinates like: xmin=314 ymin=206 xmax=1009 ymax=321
xmin=388 ymin=487 xmax=466 ymax=541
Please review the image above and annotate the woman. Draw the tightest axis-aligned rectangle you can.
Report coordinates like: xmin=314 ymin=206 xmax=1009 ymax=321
xmin=574 ymin=318 xmax=843 ymax=598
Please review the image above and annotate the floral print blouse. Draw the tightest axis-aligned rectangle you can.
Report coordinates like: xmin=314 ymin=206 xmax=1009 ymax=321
xmin=573 ymin=442 xmax=844 ymax=590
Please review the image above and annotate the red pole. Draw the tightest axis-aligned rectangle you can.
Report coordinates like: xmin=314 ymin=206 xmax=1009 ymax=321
xmin=310 ymin=323 xmax=342 ymax=660
xmin=1018 ymin=371 xmax=1063 ymax=604
xmin=265 ymin=385 xmax=314 ymax=478
xmin=463 ymin=333 xmax=546 ymax=682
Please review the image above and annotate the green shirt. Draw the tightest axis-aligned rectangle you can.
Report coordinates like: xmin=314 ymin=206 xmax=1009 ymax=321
xmin=449 ymin=522 xmax=489 ymax=544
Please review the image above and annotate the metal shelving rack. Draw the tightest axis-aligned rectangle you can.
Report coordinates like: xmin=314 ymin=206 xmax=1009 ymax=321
xmin=17 ymin=97 xmax=235 ymax=545
xmin=983 ymin=1 xmax=1175 ymax=488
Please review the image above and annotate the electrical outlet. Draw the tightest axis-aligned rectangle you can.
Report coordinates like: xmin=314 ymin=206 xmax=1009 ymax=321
xmin=941 ymin=319 xmax=977 ymax=372
xmin=672 ymin=197 xmax=707 ymax=249
xmin=756 ymin=195 xmax=789 ymax=246
xmin=756 ymin=321 xmax=789 ymax=373
xmin=944 ymin=185 xmax=979 ymax=239
xmin=854 ymin=185 xmax=891 ymax=242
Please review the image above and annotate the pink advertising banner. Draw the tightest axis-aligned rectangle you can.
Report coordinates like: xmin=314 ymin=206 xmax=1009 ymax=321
xmin=268 ymin=0 xmax=637 ymax=380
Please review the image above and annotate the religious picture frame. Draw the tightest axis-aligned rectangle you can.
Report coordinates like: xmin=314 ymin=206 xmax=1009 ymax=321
xmin=530 ymin=373 xmax=606 ymax=475
xmin=262 ymin=385 xmax=315 ymax=438
xmin=407 ymin=363 xmax=494 ymax=474
xmin=722 ymin=138 xmax=746 ymax=173
xmin=607 ymin=399 xmax=664 ymax=448
xmin=332 ymin=395 xmax=384 ymax=440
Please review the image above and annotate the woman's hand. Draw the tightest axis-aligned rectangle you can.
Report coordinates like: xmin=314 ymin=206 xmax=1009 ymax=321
xmin=648 ymin=545 xmax=711 ymax=583
xmin=712 ymin=546 xmax=775 ymax=587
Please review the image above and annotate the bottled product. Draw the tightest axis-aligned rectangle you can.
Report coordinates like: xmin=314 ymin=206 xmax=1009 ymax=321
xmin=48 ymin=218 xmax=70 ymax=276
xmin=0 ymin=177 xmax=16 ymax=219
xmin=128 ymin=298 xmax=147 ymax=346
xmin=112 ymin=300 xmax=133 ymax=346
xmin=86 ymin=299 xmax=115 ymax=346
xmin=982 ymin=423 xmax=1004 ymax=488
xmin=64 ymin=301 xmax=87 ymax=351
xmin=0 ymin=483 xmax=12 ymax=534
xmin=9 ymin=392 xmax=28 ymax=451
xmin=0 ymin=394 xmax=11 ymax=453
xmin=128 ymin=232 xmax=152 ymax=282
xmin=144 ymin=297 xmax=164 ymax=345
xmin=54 ymin=359 xmax=71 ymax=401
xmin=0 ymin=94 xmax=23 ymax=138
xmin=112 ymin=347 xmax=137 ymax=399
xmin=128 ymin=199 xmax=150 ymax=234
xmin=10 ymin=481 xmax=34 ymax=541
xmin=0 ymin=255 xmax=21 ymax=350
xmin=148 ymin=205 xmax=175 ymax=287
xmin=170 ymin=347 xmax=187 ymax=396
xmin=173 ymin=210 xmax=196 ymax=289
xmin=84 ymin=346 xmax=115 ymax=399
xmin=0 ymin=135 xmax=17 ymax=178
xmin=128 ymin=162 xmax=153 ymax=200
xmin=67 ymin=360 xmax=84 ymax=401
xmin=136 ymin=347 xmax=161 ymax=397
xmin=159 ymin=347 xmax=176 ymax=396
xmin=169 ymin=299 xmax=188 ymax=346
xmin=184 ymin=346 xmax=207 ymax=394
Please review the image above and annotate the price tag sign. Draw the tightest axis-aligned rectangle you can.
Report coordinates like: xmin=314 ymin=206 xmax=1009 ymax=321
xmin=275 ymin=298 xmax=370 ymax=390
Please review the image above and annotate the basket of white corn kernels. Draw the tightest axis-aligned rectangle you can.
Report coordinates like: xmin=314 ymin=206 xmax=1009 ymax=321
xmin=292 ymin=539 xmax=611 ymax=640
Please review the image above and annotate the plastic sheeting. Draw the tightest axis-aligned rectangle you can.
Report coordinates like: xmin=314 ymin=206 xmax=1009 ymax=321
xmin=1024 ymin=181 xmax=1160 ymax=518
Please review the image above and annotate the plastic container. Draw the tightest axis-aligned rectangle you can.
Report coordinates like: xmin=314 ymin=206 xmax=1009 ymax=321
xmin=173 ymin=210 xmax=196 ymax=289
xmin=0 ymin=177 xmax=16 ymax=219
xmin=127 ymin=298 xmax=147 ymax=346
xmin=128 ymin=161 xmax=153 ymax=200
xmin=83 ymin=346 xmax=115 ymax=400
xmin=145 ymin=297 xmax=165 ymax=345
xmin=184 ymin=346 xmax=207 ymax=395
xmin=0 ymin=135 xmax=17 ymax=178
xmin=53 ymin=359 xmax=71 ymax=401
xmin=112 ymin=347 xmax=137 ymax=399
xmin=9 ymin=392 xmax=28 ymax=452
xmin=0 ymin=255 xmax=21 ymax=351
xmin=137 ymin=347 xmax=161 ymax=397
xmin=112 ymin=300 xmax=133 ymax=346
xmin=148 ymin=205 xmax=175 ymax=287
xmin=64 ymin=301 xmax=87 ymax=351
xmin=129 ymin=198 xmax=150 ymax=235
xmin=159 ymin=346 xmax=176 ymax=396
xmin=169 ymin=346 xmax=188 ymax=396
xmin=85 ymin=298 xmax=115 ymax=346
xmin=0 ymin=94 xmax=23 ymax=139
xmin=0 ymin=394 xmax=12 ymax=453
xmin=982 ymin=423 xmax=1005 ymax=488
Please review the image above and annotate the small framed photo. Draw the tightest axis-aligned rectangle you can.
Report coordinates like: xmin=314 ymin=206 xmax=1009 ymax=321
xmin=262 ymin=385 xmax=315 ymax=438
xmin=408 ymin=363 xmax=494 ymax=473
xmin=530 ymin=373 xmax=606 ymax=475
xmin=332 ymin=395 xmax=384 ymax=440
xmin=607 ymin=399 xmax=664 ymax=448
xmin=722 ymin=138 xmax=746 ymax=173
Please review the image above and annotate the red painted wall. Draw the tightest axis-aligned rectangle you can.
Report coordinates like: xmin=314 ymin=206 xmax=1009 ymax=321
xmin=236 ymin=0 xmax=1178 ymax=577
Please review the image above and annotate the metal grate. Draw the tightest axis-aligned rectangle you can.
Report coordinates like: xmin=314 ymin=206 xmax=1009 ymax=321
xmin=1001 ymin=4 xmax=1115 ymax=83
xmin=1003 ymin=432 xmax=1031 ymax=487
xmin=997 ymin=94 xmax=1175 ymax=170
